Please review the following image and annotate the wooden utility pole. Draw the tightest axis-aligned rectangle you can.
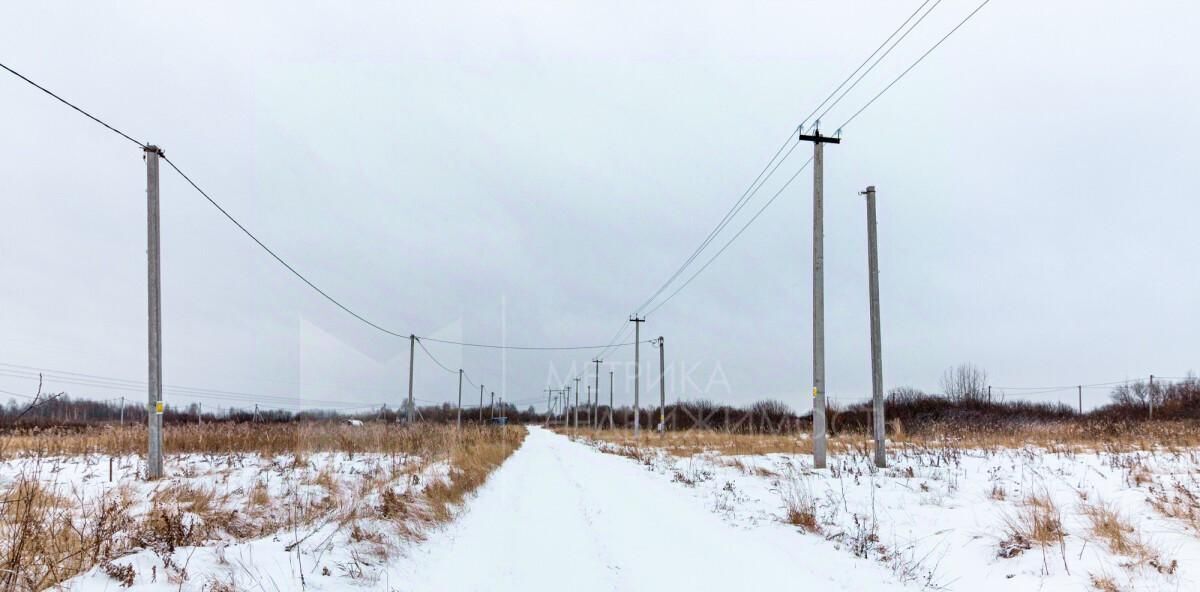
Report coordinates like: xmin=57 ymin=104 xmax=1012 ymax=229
xmin=798 ymin=129 xmax=839 ymax=469
xmin=407 ymin=335 xmax=416 ymax=424
xmin=861 ymin=186 xmax=885 ymax=468
xmin=586 ymin=385 xmax=592 ymax=428
xmin=657 ymin=337 xmax=666 ymax=433
xmin=631 ymin=316 xmax=645 ymax=436
xmin=145 ymin=144 xmax=164 ymax=480
xmin=456 ymin=369 xmax=463 ymax=429
xmin=545 ymin=388 xmax=553 ymax=427
xmin=574 ymin=377 xmax=581 ymax=429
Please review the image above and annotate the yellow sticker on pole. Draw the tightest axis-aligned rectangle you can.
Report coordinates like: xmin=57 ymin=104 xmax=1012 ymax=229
xmin=812 ymin=387 xmax=818 ymax=398
xmin=155 ymin=401 xmax=164 ymax=414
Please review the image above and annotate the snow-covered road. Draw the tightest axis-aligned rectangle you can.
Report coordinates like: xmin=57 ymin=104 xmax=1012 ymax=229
xmin=403 ymin=426 xmax=902 ymax=591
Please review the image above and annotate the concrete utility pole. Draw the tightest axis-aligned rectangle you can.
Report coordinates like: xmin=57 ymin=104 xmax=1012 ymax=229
xmin=145 ymin=145 xmax=164 ymax=480
xmin=592 ymin=358 xmax=602 ymax=428
xmin=564 ymin=385 xmax=571 ymax=426
xmin=456 ymin=369 xmax=463 ymax=429
xmin=407 ymin=335 xmax=416 ymax=424
xmin=798 ymin=128 xmax=839 ymax=469
xmin=1078 ymin=385 xmax=1083 ymax=415
xmin=574 ymin=377 xmax=581 ymax=428
xmin=479 ymin=384 xmax=484 ymax=422
xmin=609 ymin=370 xmax=614 ymax=429
xmin=657 ymin=337 xmax=666 ymax=433
xmin=120 ymin=396 xmax=125 ymax=426
xmin=861 ymin=185 xmax=885 ymax=468
xmin=490 ymin=391 xmax=495 ymax=419
xmin=586 ymin=385 xmax=592 ymax=428
xmin=545 ymin=388 xmax=553 ymax=427
xmin=631 ymin=316 xmax=645 ymax=436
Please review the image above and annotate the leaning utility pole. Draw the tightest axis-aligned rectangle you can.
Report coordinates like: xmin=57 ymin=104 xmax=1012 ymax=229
xmin=456 ymin=369 xmax=464 ymax=429
xmin=631 ymin=316 xmax=645 ymax=436
xmin=145 ymin=144 xmax=164 ymax=480
xmin=798 ymin=128 xmax=839 ymax=469
xmin=592 ymin=358 xmax=602 ymax=428
xmin=407 ymin=335 xmax=416 ymax=424
xmin=657 ymin=336 xmax=666 ymax=433
xmin=861 ymin=185 xmax=885 ymax=468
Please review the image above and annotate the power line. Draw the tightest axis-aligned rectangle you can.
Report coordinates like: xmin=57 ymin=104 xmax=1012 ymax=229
xmin=0 ymin=366 xmax=384 ymax=409
xmin=633 ymin=137 xmax=800 ymax=315
xmin=161 ymin=156 xmax=412 ymax=339
xmin=801 ymin=0 xmax=936 ymax=131
xmin=645 ymin=156 xmax=815 ymax=316
xmin=992 ymin=378 xmax=1149 ymax=391
xmin=631 ymin=0 xmax=949 ymax=318
xmin=1 ymin=62 xmax=642 ymax=354
xmin=415 ymin=338 xmax=458 ymax=375
xmin=416 ymin=335 xmax=647 ymax=351
xmin=0 ymin=62 xmax=145 ymax=149
xmin=837 ymin=0 xmax=992 ymax=130
xmin=813 ymin=0 xmax=945 ymax=126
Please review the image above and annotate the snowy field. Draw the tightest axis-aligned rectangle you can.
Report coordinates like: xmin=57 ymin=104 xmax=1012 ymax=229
xmin=577 ymin=431 xmax=1200 ymax=591
xmin=4 ymin=426 xmax=1198 ymax=591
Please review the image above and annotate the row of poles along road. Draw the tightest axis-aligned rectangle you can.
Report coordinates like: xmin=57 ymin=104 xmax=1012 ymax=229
xmin=525 ymin=131 xmax=888 ymax=471
xmin=141 ymin=131 xmax=893 ymax=479
xmin=540 ymin=328 xmax=668 ymax=437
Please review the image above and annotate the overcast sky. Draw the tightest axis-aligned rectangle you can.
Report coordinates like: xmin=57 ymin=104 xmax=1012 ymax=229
xmin=1 ymin=1 xmax=1197 ymax=415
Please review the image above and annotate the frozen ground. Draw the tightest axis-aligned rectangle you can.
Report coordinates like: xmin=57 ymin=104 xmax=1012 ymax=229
xmin=43 ymin=426 xmax=903 ymax=591
xmin=18 ymin=426 xmax=1200 ymax=591
xmin=578 ymin=432 xmax=1200 ymax=591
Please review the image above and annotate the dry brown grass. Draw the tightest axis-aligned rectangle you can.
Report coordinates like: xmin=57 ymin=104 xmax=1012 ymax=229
xmin=0 ymin=423 xmax=527 ymax=592
xmin=423 ymin=425 xmax=524 ymax=521
xmin=562 ymin=420 xmax=1200 ymax=457
xmin=1090 ymin=573 xmax=1121 ymax=592
xmin=0 ymin=470 xmax=135 ymax=592
xmin=1147 ymin=479 xmax=1200 ymax=533
xmin=0 ymin=422 xmax=482 ymax=459
xmin=998 ymin=492 xmax=1065 ymax=558
xmin=1081 ymin=502 xmax=1140 ymax=557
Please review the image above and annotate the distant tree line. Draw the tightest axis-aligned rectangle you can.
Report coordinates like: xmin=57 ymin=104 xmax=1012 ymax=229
xmin=4 ymin=364 xmax=1196 ymax=432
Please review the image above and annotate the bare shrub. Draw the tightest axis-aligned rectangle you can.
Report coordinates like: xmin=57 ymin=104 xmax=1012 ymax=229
xmin=940 ymin=363 xmax=989 ymax=402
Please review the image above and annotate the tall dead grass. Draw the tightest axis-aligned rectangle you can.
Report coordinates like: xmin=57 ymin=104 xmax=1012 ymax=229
xmin=0 ymin=423 xmax=526 ymax=591
xmin=0 ymin=422 xmax=483 ymax=459
xmin=566 ymin=420 xmax=1200 ymax=457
